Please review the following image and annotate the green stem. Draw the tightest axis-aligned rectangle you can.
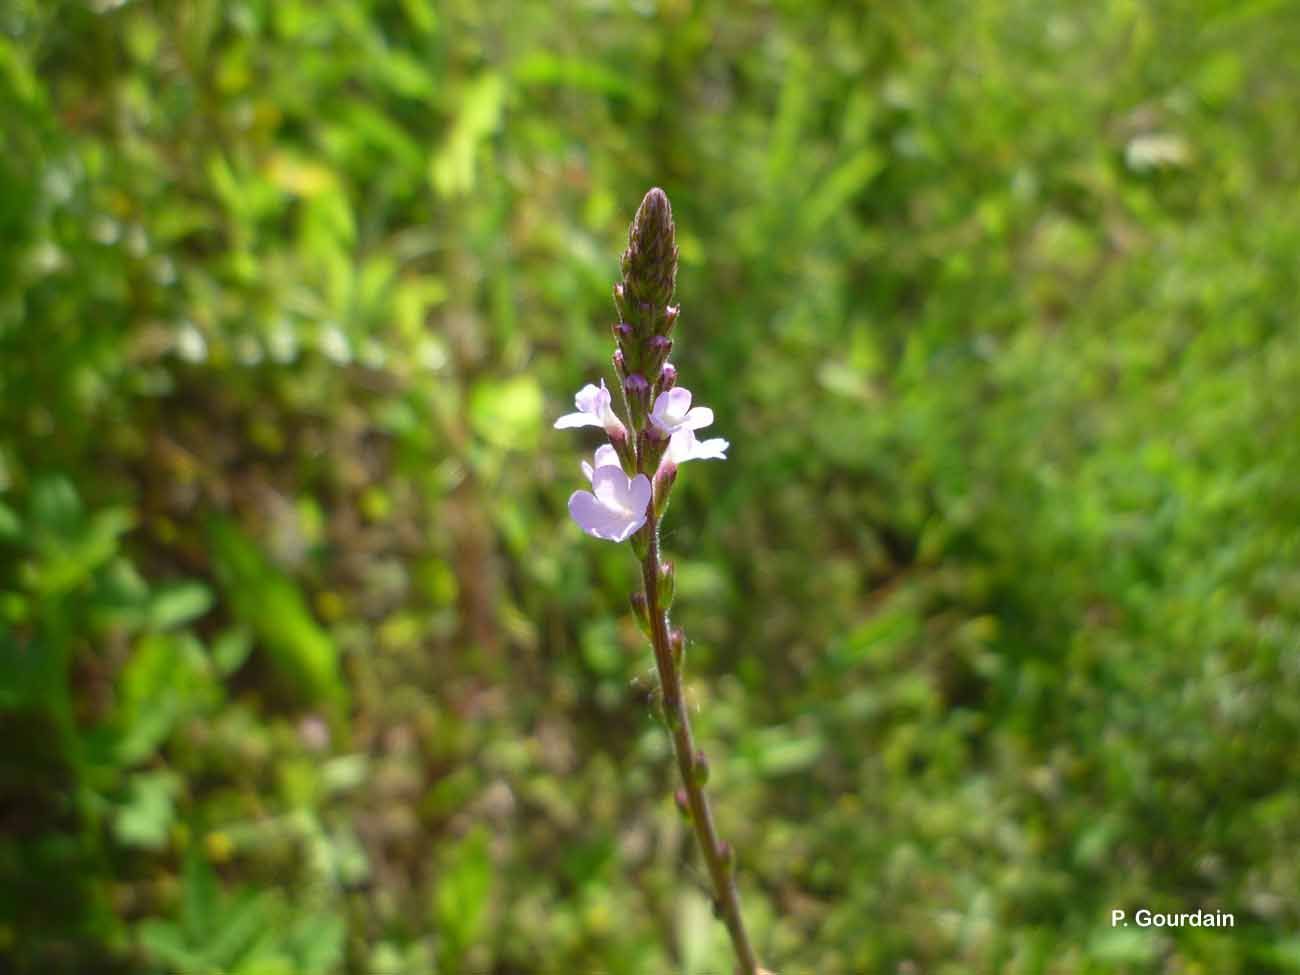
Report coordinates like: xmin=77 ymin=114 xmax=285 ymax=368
xmin=640 ymin=516 xmax=759 ymax=975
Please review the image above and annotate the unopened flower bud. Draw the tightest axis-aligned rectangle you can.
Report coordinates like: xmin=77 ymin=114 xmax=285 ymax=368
xmin=623 ymin=373 xmax=651 ymax=430
xmin=645 ymin=335 xmax=673 ymax=377
xmin=602 ymin=412 xmax=629 ymax=451
xmin=640 ymin=428 xmax=669 ymax=476
xmin=654 ymin=362 xmax=677 ymax=396
xmin=718 ymin=840 xmax=734 ymax=869
xmin=692 ymin=748 xmax=709 ymax=784
xmin=674 ymin=788 xmax=691 ymax=820
xmin=612 ymin=347 xmax=627 ymax=379
xmin=606 ymin=423 xmax=635 ymax=472
xmin=630 ymin=521 xmax=650 ymax=560
xmin=629 ymin=591 xmax=652 ymax=638
xmin=621 ymin=187 xmax=678 ymax=309
xmin=657 ymin=560 xmax=675 ymax=609
xmin=653 ymin=460 xmax=677 ymax=517
xmin=660 ymin=304 xmax=680 ymax=337
xmin=666 ymin=708 xmax=682 ymax=731
xmin=668 ymin=625 xmax=685 ymax=666
xmin=613 ymin=322 xmax=640 ymax=371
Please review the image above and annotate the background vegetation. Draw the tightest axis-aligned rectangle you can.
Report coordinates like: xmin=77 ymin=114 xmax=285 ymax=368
xmin=3 ymin=1 xmax=1299 ymax=972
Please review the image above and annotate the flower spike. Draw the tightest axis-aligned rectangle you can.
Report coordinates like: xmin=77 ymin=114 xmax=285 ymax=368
xmin=555 ymin=188 xmax=757 ymax=972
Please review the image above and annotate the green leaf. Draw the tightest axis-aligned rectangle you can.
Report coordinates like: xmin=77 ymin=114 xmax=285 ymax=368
xmin=1088 ymin=927 xmax=1159 ymax=964
xmin=802 ymin=148 xmax=884 ymax=233
xmin=181 ymin=852 xmax=219 ymax=947
xmin=115 ymin=632 xmax=217 ymax=765
xmin=1256 ymin=938 xmax=1300 ymax=970
xmin=580 ymin=619 xmax=624 ymax=677
xmin=0 ymin=501 xmax=19 ymax=540
xmin=0 ymin=628 xmax=68 ymax=714
xmin=831 ymin=599 xmax=921 ymax=669
xmin=114 ymin=770 xmax=180 ymax=850
xmin=234 ymin=957 xmax=296 ymax=975
xmin=678 ymin=888 xmax=728 ymax=975
xmin=204 ymin=890 xmax=276 ymax=970
xmin=743 ymin=726 xmax=825 ymax=777
xmin=430 ymin=72 xmax=505 ymax=197
xmin=287 ymin=912 xmax=346 ymax=974
xmin=149 ymin=582 xmax=214 ymax=630
xmin=513 ymin=52 xmax=642 ymax=103
xmin=28 ymin=475 xmax=83 ymax=533
xmin=24 ymin=482 xmax=132 ymax=597
xmin=469 ymin=375 xmax=542 ymax=450
xmin=212 ymin=626 xmax=253 ymax=676
xmin=207 ymin=518 xmax=345 ymax=715
xmin=434 ymin=826 xmax=494 ymax=971
xmin=138 ymin=919 xmax=208 ymax=972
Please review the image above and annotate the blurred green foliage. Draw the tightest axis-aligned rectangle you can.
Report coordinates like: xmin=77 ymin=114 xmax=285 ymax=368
xmin=2 ymin=0 xmax=1299 ymax=972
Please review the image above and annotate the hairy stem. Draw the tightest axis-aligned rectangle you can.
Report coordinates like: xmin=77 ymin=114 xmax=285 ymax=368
xmin=641 ymin=518 xmax=759 ymax=975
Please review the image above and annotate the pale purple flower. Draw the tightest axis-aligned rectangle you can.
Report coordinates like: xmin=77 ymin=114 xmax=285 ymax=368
xmin=581 ymin=444 xmax=622 ymax=482
xmin=665 ymin=428 xmax=729 ymax=465
xmin=555 ymin=379 xmax=624 ymax=435
xmin=568 ymin=451 xmax=652 ymax=542
xmin=648 ymin=387 xmax=713 ymax=437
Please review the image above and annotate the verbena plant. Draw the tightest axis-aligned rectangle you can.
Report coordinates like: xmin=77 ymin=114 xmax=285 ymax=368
xmin=554 ymin=189 xmax=762 ymax=974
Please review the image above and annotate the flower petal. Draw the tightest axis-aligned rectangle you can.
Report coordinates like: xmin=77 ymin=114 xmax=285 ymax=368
xmin=655 ymin=387 xmax=692 ymax=422
xmin=666 ymin=429 xmax=729 ymax=465
xmin=568 ymin=489 xmax=643 ymax=541
xmin=694 ymin=436 xmax=729 ymax=460
xmin=568 ymin=490 xmax=611 ymax=536
xmin=627 ymin=473 xmax=653 ymax=515
xmin=554 ymin=411 xmax=603 ymax=430
xmin=591 ymin=465 xmax=629 ymax=509
xmin=574 ymin=380 xmax=611 ymax=416
xmin=665 ymin=429 xmax=695 ymax=464
xmin=612 ymin=509 xmax=647 ymax=541
xmin=682 ymin=406 xmax=714 ymax=431
xmin=581 ymin=459 xmax=594 ymax=483
xmin=592 ymin=444 xmax=621 ymax=470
